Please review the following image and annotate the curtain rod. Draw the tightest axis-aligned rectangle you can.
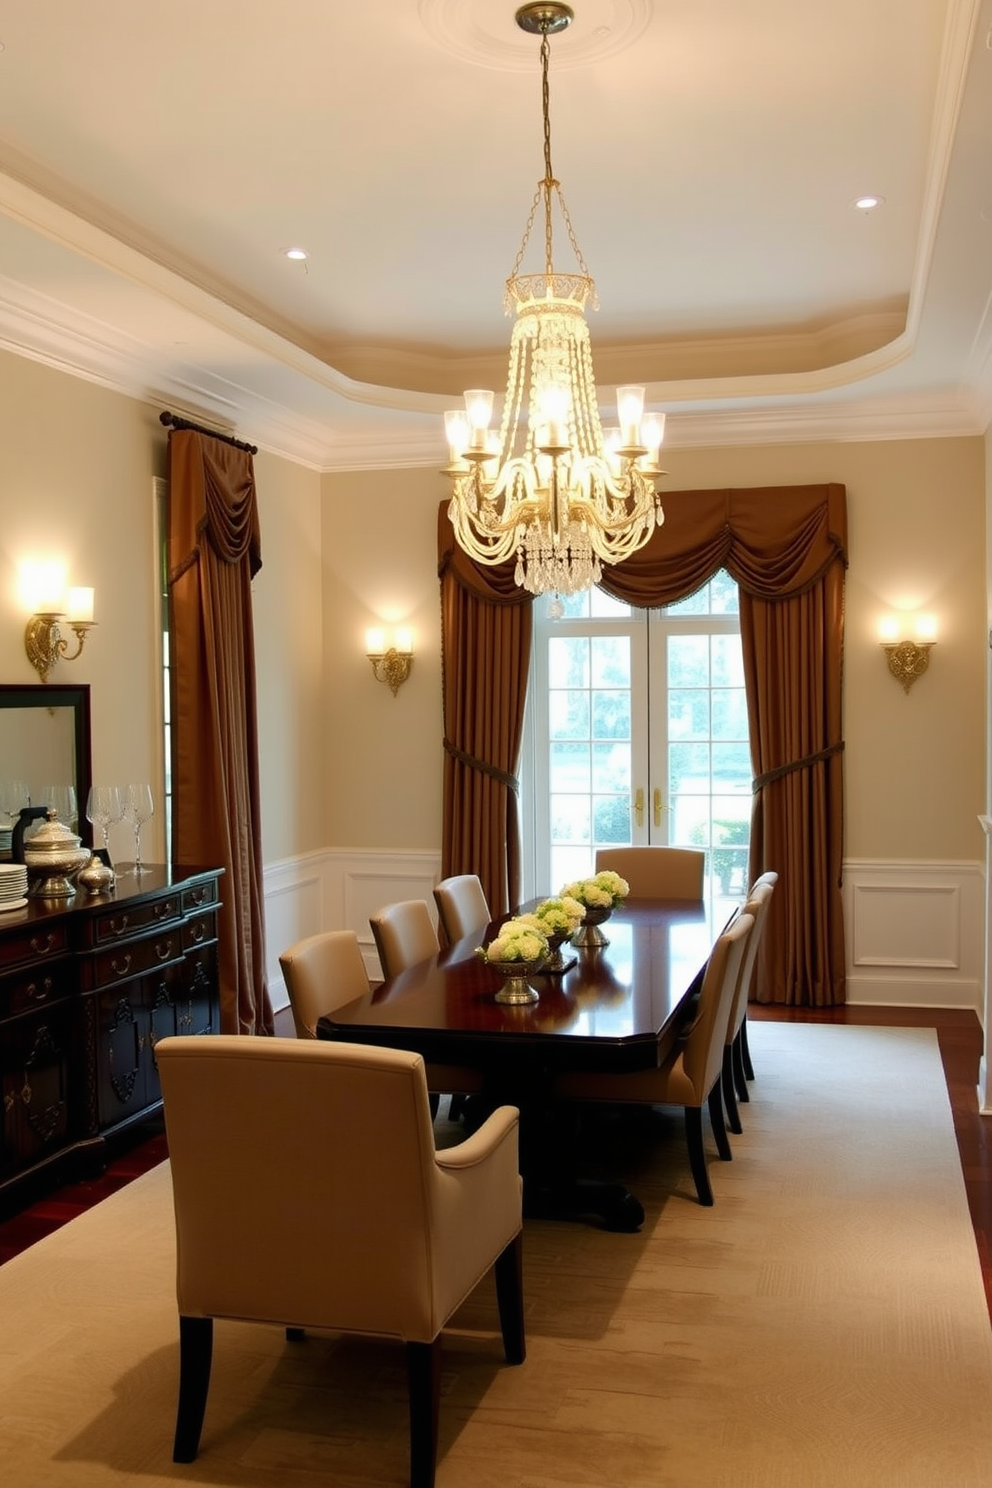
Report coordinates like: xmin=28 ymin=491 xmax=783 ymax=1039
xmin=159 ymin=410 xmax=258 ymax=455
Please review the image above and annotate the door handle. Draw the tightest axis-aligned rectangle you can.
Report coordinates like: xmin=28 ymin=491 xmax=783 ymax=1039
xmin=633 ymin=787 xmax=644 ymax=828
xmin=653 ymin=788 xmax=665 ymax=828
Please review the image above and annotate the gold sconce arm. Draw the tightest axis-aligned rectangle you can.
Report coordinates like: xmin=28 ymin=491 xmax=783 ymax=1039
xmin=25 ymin=613 xmax=97 ymax=685
xmin=367 ymin=647 xmax=413 ymax=697
xmin=881 ymin=639 xmax=934 ymax=694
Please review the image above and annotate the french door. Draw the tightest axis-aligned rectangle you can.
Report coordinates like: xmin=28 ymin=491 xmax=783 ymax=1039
xmin=523 ymin=575 xmax=750 ymax=913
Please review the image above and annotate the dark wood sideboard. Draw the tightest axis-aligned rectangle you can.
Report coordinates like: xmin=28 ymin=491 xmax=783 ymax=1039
xmin=0 ymin=865 xmax=222 ymax=1206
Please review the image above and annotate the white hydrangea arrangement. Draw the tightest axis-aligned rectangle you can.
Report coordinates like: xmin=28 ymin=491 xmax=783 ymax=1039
xmin=518 ymin=895 xmax=586 ymax=939
xmin=477 ymin=917 xmax=549 ymax=965
xmin=560 ymin=870 xmax=630 ymax=910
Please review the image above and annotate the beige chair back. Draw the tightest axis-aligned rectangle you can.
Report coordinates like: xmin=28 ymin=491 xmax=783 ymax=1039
xmin=279 ymin=930 xmax=369 ymax=1038
xmin=725 ymin=878 xmax=776 ymax=1046
xmin=433 ymin=874 xmax=491 ymax=945
xmin=157 ymin=1035 xmax=522 ymax=1341
xmin=679 ymin=912 xmax=754 ymax=1102
xmin=369 ymin=900 xmax=440 ymax=979
xmin=595 ymin=846 xmax=705 ymax=900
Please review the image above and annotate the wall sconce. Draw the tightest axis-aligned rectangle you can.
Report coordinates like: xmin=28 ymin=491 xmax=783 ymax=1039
xmin=879 ymin=614 xmax=936 ymax=694
xmin=365 ymin=626 xmax=413 ymax=697
xmin=23 ymin=578 xmax=97 ymax=684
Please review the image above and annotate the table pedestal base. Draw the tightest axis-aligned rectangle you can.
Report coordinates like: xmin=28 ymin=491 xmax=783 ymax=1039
xmin=523 ymin=1176 xmax=644 ymax=1232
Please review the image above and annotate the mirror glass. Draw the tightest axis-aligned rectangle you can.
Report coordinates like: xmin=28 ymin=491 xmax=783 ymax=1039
xmin=0 ymin=684 xmax=92 ymax=850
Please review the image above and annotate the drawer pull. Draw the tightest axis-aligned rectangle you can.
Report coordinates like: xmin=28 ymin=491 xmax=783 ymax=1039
xmin=155 ymin=940 xmax=174 ymax=962
xmin=29 ymin=934 xmax=57 ymax=957
xmin=153 ymin=900 xmax=177 ymax=921
xmin=27 ymin=978 xmax=54 ymax=1003
xmin=189 ymin=886 xmax=209 ymax=906
xmin=106 ymin=915 xmax=130 ymax=937
xmin=110 ymin=954 xmax=132 ymax=978
xmin=190 ymin=922 xmax=205 ymax=943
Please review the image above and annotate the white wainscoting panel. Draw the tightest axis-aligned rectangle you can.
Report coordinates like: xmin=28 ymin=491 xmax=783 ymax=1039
xmin=843 ymin=859 xmax=983 ymax=1010
xmin=263 ymin=847 xmax=443 ymax=1010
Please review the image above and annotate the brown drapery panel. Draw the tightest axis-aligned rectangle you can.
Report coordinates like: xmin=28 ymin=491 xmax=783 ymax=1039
xmin=438 ymin=506 xmax=532 ymax=918
xmin=598 ymin=483 xmax=848 ymax=1007
xmin=167 ymin=429 xmax=273 ymax=1035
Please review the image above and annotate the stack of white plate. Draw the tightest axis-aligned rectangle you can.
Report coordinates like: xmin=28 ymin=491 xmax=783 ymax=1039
xmin=0 ymin=862 xmax=28 ymax=912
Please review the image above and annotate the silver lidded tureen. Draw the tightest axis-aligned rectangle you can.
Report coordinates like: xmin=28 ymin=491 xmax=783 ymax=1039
xmin=23 ymin=809 xmax=91 ymax=897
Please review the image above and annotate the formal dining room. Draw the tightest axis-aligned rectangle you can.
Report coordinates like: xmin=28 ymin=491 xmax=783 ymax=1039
xmin=1 ymin=3 xmax=992 ymax=1486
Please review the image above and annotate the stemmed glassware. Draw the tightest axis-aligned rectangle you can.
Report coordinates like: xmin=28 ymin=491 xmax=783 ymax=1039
xmin=123 ymin=784 xmax=154 ymax=874
xmin=85 ymin=785 xmax=123 ymax=855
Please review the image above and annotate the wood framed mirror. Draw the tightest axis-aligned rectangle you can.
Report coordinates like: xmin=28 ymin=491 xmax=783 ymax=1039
xmin=0 ymin=683 xmax=93 ymax=846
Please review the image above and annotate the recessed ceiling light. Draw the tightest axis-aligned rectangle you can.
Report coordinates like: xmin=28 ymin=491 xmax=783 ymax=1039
xmin=852 ymin=195 xmax=884 ymax=212
xmin=282 ymin=247 xmax=308 ymax=261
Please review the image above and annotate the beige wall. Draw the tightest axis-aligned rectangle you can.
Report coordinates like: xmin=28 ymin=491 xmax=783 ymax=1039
xmin=323 ymin=436 xmax=988 ymax=865
xmin=319 ymin=467 xmax=443 ymax=850
xmin=0 ymin=350 xmax=324 ymax=868
xmin=0 ymin=343 xmax=984 ymax=881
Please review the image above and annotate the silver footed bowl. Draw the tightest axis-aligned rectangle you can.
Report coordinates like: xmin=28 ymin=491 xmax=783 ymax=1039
xmin=490 ymin=957 xmax=545 ymax=1004
xmin=572 ymin=904 xmax=612 ymax=948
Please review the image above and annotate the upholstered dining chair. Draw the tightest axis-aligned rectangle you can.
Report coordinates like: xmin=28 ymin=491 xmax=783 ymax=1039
xmin=368 ymin=901 xmax=483 ymax=1106
xmin=279 ymin=929 xmax=369 ymax=1038
xmin=556 ymin=911 xmax=754 ymax=1206
xmin=370 ymin=899 xmax=440 ymax=979
xmin=433 ymin=874 xmax=491 ymax=946
xmin=720 ymin=877 xmax=776 ymax=1135
xmin=157 ymin=1035 xmax=525 ymax=1488
xmin=736 ymin=869 xmax=779 ymax=1087
xmin=595 ymin=846 xmax=705 ymax=901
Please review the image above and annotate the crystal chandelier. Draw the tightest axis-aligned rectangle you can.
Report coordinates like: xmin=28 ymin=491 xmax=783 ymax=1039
xmin=443 ymin=2 xmax=665 ymax=597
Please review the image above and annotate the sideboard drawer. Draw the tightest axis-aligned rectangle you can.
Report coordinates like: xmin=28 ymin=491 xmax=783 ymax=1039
xmin=0 ymin=922 xmax=70 ymax=971
xmin=181 ymin=879 xmax=218 ymax=914
xmin=1 ymin=959 xmax=74 ymax=1018
xmin=182 ymin=910 xmax=217 ymax=952
xmin=91 ymin=931 xmax=185 ymax=988
xmin=90 ymin=895 xmax=183 ymax=944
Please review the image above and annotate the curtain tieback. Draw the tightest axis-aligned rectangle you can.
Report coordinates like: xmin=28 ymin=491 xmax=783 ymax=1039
xmin=753 ymin=740 xmax=844 ymax=793
xmin=443 ymin=738 xmax=519 ymax=793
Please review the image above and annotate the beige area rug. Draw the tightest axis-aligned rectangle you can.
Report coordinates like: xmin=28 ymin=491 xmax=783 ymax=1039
xmin=2 ymin=1023 xmax=991 ymax=1488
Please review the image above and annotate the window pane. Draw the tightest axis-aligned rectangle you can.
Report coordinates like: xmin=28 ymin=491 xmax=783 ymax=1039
xmin=593 ymin=794 xmax=630 ymax=843
xmin=668 ymin=635 xmax=710 ymax=687
xmin=669 ymin=690 xmax=710 ymax=740
xmin=711 ymin=634 xmax=745 ymax=686
xmin=592 ymin=742 xmax=630 ymax=793
xmin=590 ymin=589 xmax=631 ymax=618
xmin=665 ymin=587 xmax=707 ymax=616
xmin=551 ymin=795 xmax=590 ymax=843
xmin=712 ymin=689 xmax=748 ymax=738
xmin=713 ymin=742 xmax=752 ymax=787
xmin=550 ymin=741 xmax=590 ymax=793
xmin=550 ymin=689 xmax=590 ymax=739
xmin=669 ymin=741 xmax=710 ymax=790
xmin=549 ymin=636 xmax=589 ymax=687
xmin=591 ymin=690 xmax=630 ymax=740
xmin=708 ymin=571 xmax=740 ymax=614
xmin=590 ymin=636 xmax=630 ymax=687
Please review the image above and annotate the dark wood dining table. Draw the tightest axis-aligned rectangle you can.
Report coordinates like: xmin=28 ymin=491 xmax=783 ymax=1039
xmin=316 ymin=898 xmax=717 ymax=1231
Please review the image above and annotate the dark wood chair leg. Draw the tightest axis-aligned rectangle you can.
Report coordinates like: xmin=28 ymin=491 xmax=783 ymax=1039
xmin=721 ymin=1046 xmax=742 ymax=1134
xmin=684 ymin=1105 xmax=714 ymax=1206
xmin=740 ymin=1015 xmax=756 ymax=1081
xmin=732 ymin=1032 xmax=750 ymax=1103
xmin=407 ymin=1337 xmax=442 ymax=1488
xmin=708 ymin=1082 xmax=732 ymax=1162
xmin=428 ymin=1092 xmax=440 ymax=1119
xmin=286 ymin=1327 xmax=305 ymax=1341
xmin=173 ymin=1315 xmax=213 ymax=1463
xmin=493 ymin=1233 xmax=526 ymax=1365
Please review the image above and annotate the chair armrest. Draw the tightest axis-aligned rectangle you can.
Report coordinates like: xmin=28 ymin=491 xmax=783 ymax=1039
xmin=434 ymin=1105 xmax=519 ymax=1172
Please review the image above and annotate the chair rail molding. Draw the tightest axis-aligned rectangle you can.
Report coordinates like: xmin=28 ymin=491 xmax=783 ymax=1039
xmin=842 ymin=858 xmax=983 ymax=1015
xmin=263 ymin=847 xmax=444 ymax=1004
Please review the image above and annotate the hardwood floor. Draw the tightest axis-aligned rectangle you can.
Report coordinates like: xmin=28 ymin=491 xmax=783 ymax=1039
xmin=2 ymin=1004 xmax=989 ymax=1325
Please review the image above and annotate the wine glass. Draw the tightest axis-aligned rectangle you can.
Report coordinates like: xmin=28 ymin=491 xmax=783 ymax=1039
xmin=86 ymin=785 xmax=123 ymax=854
xmin=123 ymin=784 xmax=154 ymax=874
